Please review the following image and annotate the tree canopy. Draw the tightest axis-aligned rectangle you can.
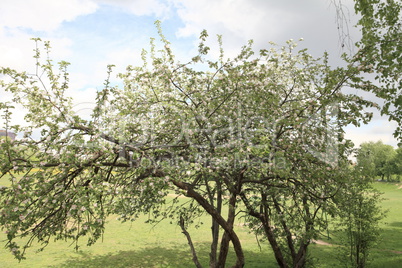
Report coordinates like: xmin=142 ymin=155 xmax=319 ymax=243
xmin=0 ymin=0 xmax=397 ymax=264
xmin=357 ymin=140 xmax=401 ymax=181
xmin=347 ymin=0 xmax=401 ymax=139
xmin=0 ymin=18 xmax=387 ymax=267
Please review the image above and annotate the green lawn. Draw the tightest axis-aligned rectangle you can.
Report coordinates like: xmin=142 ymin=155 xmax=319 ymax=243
xmin=370 ymin=182 xmax=402 ymax=267
xmin=0 ymin=203 xmax=275 ymax=267
xmin=0 ymin=182 xmax=401 ymax=267
xmin=309 ymin=182 xmax=402 ymax=268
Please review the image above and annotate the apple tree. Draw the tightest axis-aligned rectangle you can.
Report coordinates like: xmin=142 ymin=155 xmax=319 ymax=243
xmin=0 ymin=23 xmax=383 ymax=267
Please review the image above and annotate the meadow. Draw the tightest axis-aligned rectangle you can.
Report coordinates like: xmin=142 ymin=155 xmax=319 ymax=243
xmin=0 ymin=182 xmax=401 ymax=267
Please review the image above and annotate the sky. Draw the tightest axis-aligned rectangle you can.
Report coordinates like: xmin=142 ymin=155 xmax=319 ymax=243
xmin=0 ymin=0 xmax=399 ymax=148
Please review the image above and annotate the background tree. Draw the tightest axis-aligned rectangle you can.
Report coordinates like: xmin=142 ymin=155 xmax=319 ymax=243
xmin=335 ymin=0 xmax=402 ymax=140
xmin=356 ymin=141 xmax=397 ymax=181
xmin=391 ymin=146 xmax=402 ymax=181
xmin=335 ymin=168 xmax=385 ymax=268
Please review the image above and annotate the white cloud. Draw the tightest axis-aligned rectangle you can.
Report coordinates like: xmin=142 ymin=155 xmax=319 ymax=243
xmin=0 ymin=29 xmax=37 ymax=71
xmin=165 ymin=1 xmax=305 ymax=62
xmin=68 ymin=87 xmax=98 ymax=120
xmin=0 ymin=0 xmax=98 ymax=32
xmin=171 ymin=0 xmax=361 ymax=63
xmin=174 ymin=0 xmax=271 ymax=38
xmin=0 ymin=31 xmax=74 ymax=75
xmin=345 ymin=121 xmax=399 ymax=149
xmin=0 ymin=0 xmax=96 ymax=72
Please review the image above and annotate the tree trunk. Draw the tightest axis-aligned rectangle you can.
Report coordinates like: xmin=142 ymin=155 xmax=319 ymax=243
xmin=210 ymin=219 xmax=219 ymax=267
xmin=293 ymin=197 xmax=314 ymax=268
xmin=273 ymin=197 xmax=296 ymax=259
xmin=179 ymin=215 xmax=203 ymax=268
xmin=262 ymin=194 xmax=289 ymax=268
xmin=261 ymin=217 xmax=289 ymax=268
xmin=172 ymin=180 xmax=245 ymax=268
xmin=217 ymin=193 xmax=237 ymax=267
xmin=207 ymin=179 xmax=222 ymax=267
xmin=240 ymin=192 xmax=288 ymax=268
xmin=293 ymin=242 xmax=309 ymax=268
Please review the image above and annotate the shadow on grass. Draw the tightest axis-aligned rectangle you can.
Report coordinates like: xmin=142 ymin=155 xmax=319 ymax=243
xmin=51 ymin=243 xmax=274 ymax=268
xmin=388 ymin=221 xmax=402 ymax=228
xmin=370 ymin=250 xmax=402 ymax=268
xmin=52 ymin=246 xmax=193 ymax=268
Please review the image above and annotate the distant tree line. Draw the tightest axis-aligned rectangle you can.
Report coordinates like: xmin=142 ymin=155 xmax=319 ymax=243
xmin=357 ymin=141 xmax=402 ymax=181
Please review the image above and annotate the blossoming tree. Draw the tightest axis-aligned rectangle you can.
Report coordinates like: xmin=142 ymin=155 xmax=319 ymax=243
xmin=0 ymin=22 xmax=384 ymax=267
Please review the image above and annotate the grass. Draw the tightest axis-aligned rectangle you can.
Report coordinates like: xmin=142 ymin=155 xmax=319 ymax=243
xmin=0 ymin=209 xmax=275 ymax=267
xmin=309 ymin=181 xmax=402 ymax=268
xmin=364 ymin=182 xmax=402 ymax=268
xmin=1 ymin=181 xmax=402 ymax=267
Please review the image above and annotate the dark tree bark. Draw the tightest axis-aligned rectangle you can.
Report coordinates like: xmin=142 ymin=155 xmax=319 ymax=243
xmin=172 ymin=180 xmax=245 ymax=268
xmin=179 ymin=215 xmax=203 ymax=268
xmin=217 ymin=193 xmax=237 ymax=267
xmin=206 ymin=178 xmax=222 ymax=267
xmin=240 ymin=192 xmax=289 ymax=268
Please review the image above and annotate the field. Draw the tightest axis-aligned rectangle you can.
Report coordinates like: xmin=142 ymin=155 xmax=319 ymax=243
xmin=1 ymin=182 xmax=402 ymax=267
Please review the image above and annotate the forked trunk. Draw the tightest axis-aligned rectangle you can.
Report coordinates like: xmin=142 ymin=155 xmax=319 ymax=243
xmin=172 ymin=180 xmax=245 ymax=268
xmin=208 ymin=180 xmax=222 ymax=267
xmin=217 ymin=194 xmax=237 ymax=267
